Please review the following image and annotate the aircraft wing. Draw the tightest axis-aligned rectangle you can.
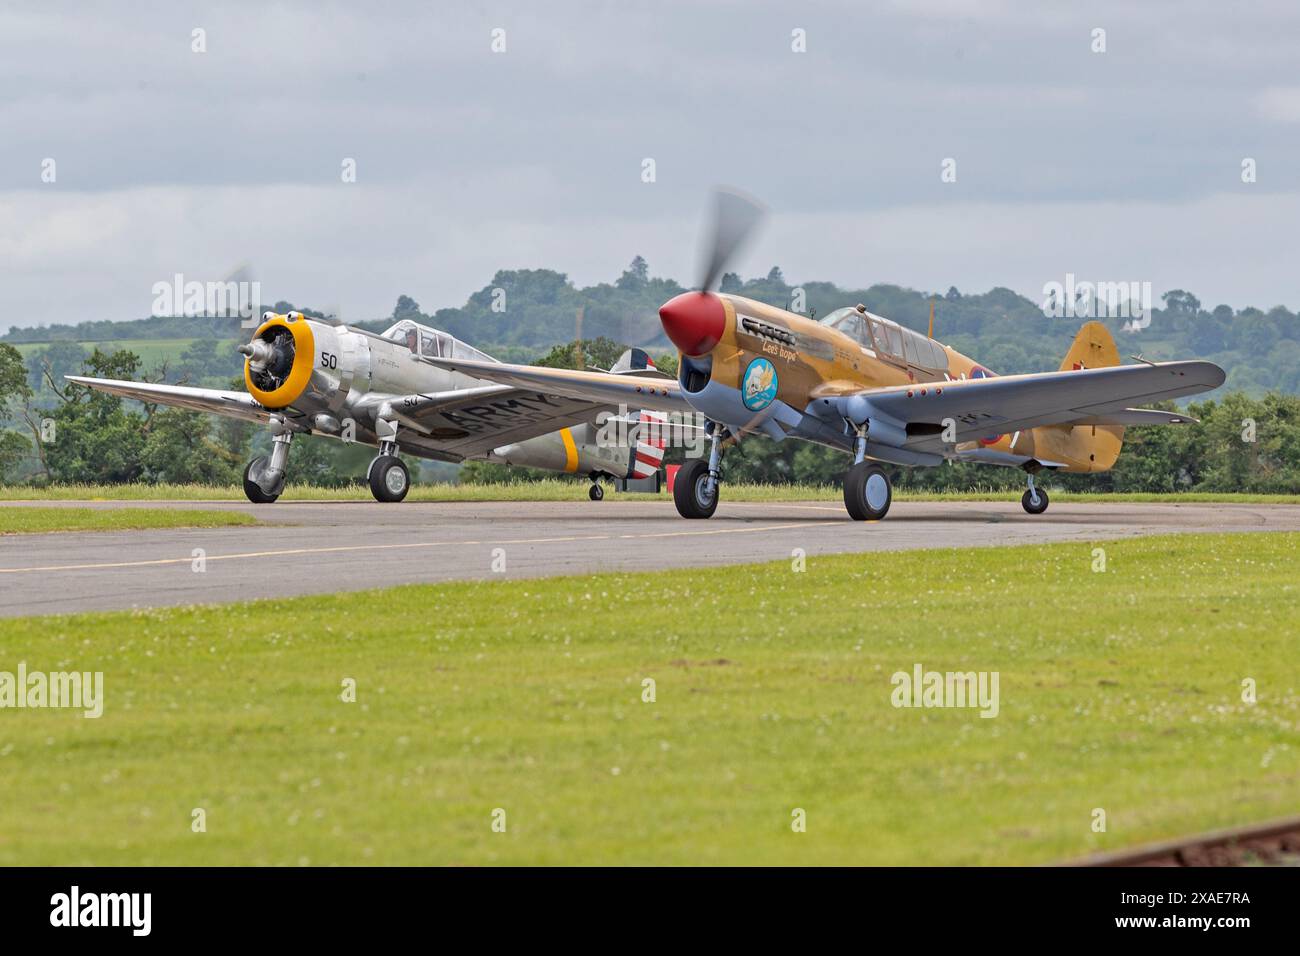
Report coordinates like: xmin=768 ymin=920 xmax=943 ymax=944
xmin=1068 ymin=408 xmax=1198 ymax=426
xmin=841 ymin=360 xmax=1223 ymax=451
xmin=65 ymin=374 xmax=668 ymax=462
xmin=416 ymin=355 xmax=695 ymax=414
xmin=380 ymin=384 xmax=633 ymax=458
xmin=65 ymin=376 xmax=275 ymax=425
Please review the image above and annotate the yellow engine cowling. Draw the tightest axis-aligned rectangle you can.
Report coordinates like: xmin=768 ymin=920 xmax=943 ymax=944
xmin=243 ymin=312 xmax=348 ymax=411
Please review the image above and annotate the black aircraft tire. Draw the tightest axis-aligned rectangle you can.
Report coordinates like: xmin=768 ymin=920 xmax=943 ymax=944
xmin=1021 ymin=488 xmax=1050 ymax=515
xmin=243 ymin=457 xmax=281 ymax=504
xmin=368 ymin=455 xmax=410 ymax=503
xmin=673 ymin=458 xmax=718 ymax=519
xmin=843 ymin=462 xmax=892 ymax=521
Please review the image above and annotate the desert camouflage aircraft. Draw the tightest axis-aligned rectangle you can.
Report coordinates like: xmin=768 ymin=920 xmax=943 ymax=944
xmin=416 ymin=190 xmax=1226 ymax=521
xmin=67 ymin=313 xmax=669 ymax=503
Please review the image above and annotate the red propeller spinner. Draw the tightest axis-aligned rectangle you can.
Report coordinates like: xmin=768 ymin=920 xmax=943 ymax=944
xmin=658 ymin=291 xmax=725 ymax=357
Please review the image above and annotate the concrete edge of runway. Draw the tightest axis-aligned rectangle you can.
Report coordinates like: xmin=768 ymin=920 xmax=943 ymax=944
xmin=2 ymin=498 xmax=1299 ymax=617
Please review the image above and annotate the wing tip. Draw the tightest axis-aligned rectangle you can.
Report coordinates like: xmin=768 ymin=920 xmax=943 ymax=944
xmin=1170 ymin=359 xmax=1226 ymax=388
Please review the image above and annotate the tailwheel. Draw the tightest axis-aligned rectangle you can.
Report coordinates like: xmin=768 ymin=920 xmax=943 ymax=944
xmin=588 ymin=483 xmax=605 ymax=501
xmin=243 ymin=456 xmax=282 ymax=504
xmin=843 ymin=462 xmax=892 ymax=521
xmin=1021 ymin=487 xmax=1049 ymax=515
xmin=674 ymin=457 xmax=718 ymax=519
xmin=367 ymin=455 xmax=410 ymax=503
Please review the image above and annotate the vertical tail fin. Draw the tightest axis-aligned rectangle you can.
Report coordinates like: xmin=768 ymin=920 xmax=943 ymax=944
xmin=1060 ymin=320 xmax=1121 ymax=371
xmin=610 ymin=348 xmax=657 ymax=374
xmin=1051 ymin=321 xmax=1124 ymax=471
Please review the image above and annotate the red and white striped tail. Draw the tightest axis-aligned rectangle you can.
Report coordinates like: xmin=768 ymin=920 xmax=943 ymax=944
xmin=629 ymin=410 xmax=667 ymax=479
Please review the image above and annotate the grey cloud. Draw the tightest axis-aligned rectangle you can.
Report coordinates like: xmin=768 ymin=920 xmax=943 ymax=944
xmin=3 ymin=0 xmax=1300 ymax=329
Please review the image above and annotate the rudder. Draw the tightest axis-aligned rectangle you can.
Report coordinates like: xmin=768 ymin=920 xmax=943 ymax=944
xmin=1046 ymin=321 xmax=1124 ymax=471
xmin=1060 ymin=320 xmax=1121 ymax=371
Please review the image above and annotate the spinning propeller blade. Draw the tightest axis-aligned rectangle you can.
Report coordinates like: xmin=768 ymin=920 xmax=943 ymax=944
xmin=696 ymin=187 xmax=766 ymax=292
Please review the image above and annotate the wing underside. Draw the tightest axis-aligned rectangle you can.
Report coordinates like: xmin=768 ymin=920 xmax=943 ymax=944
xmin=64 ymin=376 xmax=274 ymax=425
xmin=848 ymin=361 xmax=1224 ymax=454
xmin=389 ymin=386 xmax=619 ymax=458
xmin=67 ymin=374 xmax=669 ymax=462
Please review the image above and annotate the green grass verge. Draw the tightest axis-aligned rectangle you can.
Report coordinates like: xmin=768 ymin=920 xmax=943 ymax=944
xmin=0 ymin=532 xmax=1294 ymax=865
xmin=2 ymin=480 xmax=1298 ymax=504
xmin=13 ymin=338 xmax=238 ymax=368
xmin=0 ymin=507 xmax=258 ymax=535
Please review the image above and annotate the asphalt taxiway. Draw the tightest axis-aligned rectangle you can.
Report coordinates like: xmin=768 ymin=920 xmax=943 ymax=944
xmin=2 ymin=499 xmax=1298 ymax=617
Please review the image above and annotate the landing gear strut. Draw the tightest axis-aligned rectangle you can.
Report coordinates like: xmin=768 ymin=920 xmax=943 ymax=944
xmin=1021 ymin=472 xmax=1049 ymax=515
xmin=367 ymin=435 xmax=410 ymax=503
xmin=243 ymin=429 xmax=292 ymax=504
xmin=673 ymin=423 xmax=723 ymax=519
xmin=842 ymin=431 xmax=892 ymax=521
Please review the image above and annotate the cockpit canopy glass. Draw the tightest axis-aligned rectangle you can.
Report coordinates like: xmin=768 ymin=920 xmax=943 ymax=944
xmin=819 ymin=308 xmax=946 ymax=371
xmin=381 ymin=320 xmax=495 ymax=363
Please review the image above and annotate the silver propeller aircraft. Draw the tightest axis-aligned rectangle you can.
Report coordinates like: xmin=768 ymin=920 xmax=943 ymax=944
xmin=68 ymin=312 xmax=670 ymax=502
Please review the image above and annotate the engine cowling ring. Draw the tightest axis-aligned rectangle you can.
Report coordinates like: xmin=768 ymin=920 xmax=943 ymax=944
xmin=244 ymin=314 xmax=316 ymax=409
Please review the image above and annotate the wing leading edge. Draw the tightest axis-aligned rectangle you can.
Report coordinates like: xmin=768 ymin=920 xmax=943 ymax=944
xmin=837 ymin=360 xmax=1224 ymax=451
xmin=416 ymin=355 xmax=694 ymax=414
xmin=64 ymin=376 xmax=274 ymax=425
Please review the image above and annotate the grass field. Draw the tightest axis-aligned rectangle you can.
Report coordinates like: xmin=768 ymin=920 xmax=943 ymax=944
xmin=13 ymin=338 xmax=239 ymax=369
xmin=3 ymin=480 xmax=1298 ymax=505
xmin=0 ymin=506 xmax=258 ymax=535
xmin=0 ymin=531 xmax=1294 ymax=865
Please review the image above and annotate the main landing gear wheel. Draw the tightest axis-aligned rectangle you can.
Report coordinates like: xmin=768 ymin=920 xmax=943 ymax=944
xmin=588 ymin=483 xmax=605 ymax=501
xmin=674 ymin=458 xmax=718 ymax=519
xmin=367 ymin=455 xmax=410 ymax=503
xmin=243 ymin=456 xmax=282 ymax=504
xmin=843 ymin=462 xmax=892 ymax=521
xmin=1021 ymin=487 xmax=1050 ymax=515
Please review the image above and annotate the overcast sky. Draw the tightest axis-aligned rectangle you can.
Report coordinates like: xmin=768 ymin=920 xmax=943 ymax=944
xmin=3 ymin=0 xmax=1300 ymax=332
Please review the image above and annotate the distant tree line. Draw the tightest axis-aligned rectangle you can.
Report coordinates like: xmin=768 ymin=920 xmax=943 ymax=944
xmin=6 ymin=260 xmax=1299 ymax=397
xmin=3 ymin=258 xmax=1299 ymax=491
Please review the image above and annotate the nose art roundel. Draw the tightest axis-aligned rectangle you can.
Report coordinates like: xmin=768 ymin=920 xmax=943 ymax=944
xmin=741 ymin=357 xmax=778 ymax=411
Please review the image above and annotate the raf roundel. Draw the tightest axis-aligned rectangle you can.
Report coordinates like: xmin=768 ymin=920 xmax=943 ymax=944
xmin=741 ymin=357 xmax=779 ymax=411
